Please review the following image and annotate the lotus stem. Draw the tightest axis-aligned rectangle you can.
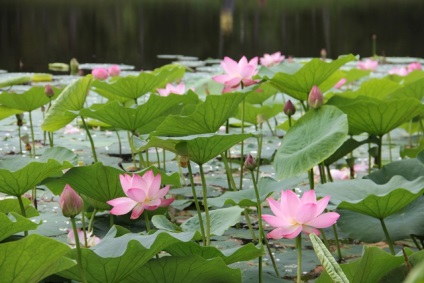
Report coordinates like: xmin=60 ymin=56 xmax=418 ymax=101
xmin=70 ymin=216 xmax=88 ymax=283
xmin=80 ymin=211 xmax=88 ymax=248
xmin=326 ymin=165 xmax=334 ymax=182
xmin=199 ymin=164 xmax=211 ymax=246
xmin=256 ymin=127 xmax=263 ymax=182
xmin=262 ymin=231 xmax=280 ymax=277
xmin=88 ymin=209 xmax=97 ymax=233
xmin=387 ymin=131 xmax=393 ymax=162
xmin=243 ymin=209 xmax=257 ymax=241
xmin=251 ymin=170 xmax=263 ymax=283
xmin=48 ymin=132 xmax=54 ymax=148
xmin=308 ymin=168 xmax=315 ymax=190
xmin=18 ymin=126 xmax=22 ymax=154
xmin=377 ymin=135 xmax=383 ymax=169
xmin=28 ymin=111 xmax=36 ymax=158
xmin=163 ymin=150 xmax=166 ymax=171
xmin=187 ymin=162 xmax=206 ymax=245
xmin=127 ymin=131 xmax=137 ymax=169
xmin=114 ymin=128 xmax=122 ymax=158
xmin=81 ymin=116 xmax=98 ymax=163
xmin=239 ymin=98 xmax=246 ymax=191
xmin=379 ymin=218 xmax=395 ymax=255
xmin=220 ymin=153 xmax=237 ymax=191
xmin=144 ymin=212 xmax=151 ymax=232
xmin=288 ymin=115 xmax=293 ymax=128
xmin=296 ymin=234 xmax=302 ymax=283
xmin=332 ymin=224 xmax=343 ymax=262
xmin=17 ymin=195 xmax=28 ymax=236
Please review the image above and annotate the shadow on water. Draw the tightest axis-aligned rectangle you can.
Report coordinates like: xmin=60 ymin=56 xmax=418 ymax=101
xmin=1 ymin=0 xmax=423 ymax=72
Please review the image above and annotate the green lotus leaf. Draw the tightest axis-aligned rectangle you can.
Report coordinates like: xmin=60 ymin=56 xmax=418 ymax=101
xmin=207 ymin=176 xmax=303 ymax=207
xmin=180 ymin=206 xmax=243 ymax=236
xmin=59 ymin=227 xmax=196 ymax=283
xmin=152 ymin=92 xmax=248 ymax=136
xmin=389 ymin=77 xmax=424 ymax=100
xmin=327 ymin=95 xmax=424 ymax=136
xmin=316 ymin=247 xmax=405 ymax=283
xmin=269 ymin=54 xmax=356 ymax=101
xmin=0 ymin=158 xmax=63 ymax=196
xmin=0 ymin=105 xmax=22 ymax=120
xmin=0 ymin=74 xmax=31 ymax=87
xmin=353 ymin=78 xmax=401 ymax=99
xmin=91 ymin=64 xmax=185 ymax=102
xmin=234 ymin=102 xmax=283 ymax=125
xmin=79 ymin=91 xmax=198 ymax=133
xmin=41 ymin=75 xmax=92 ymax=132
xmin=316 ymin=175 xmax=424 ymax=219
xmin=0 ymin=234 xmax=75 ymax=283
xmin=336 ymin=197 xmax=424 ymax=242
xmin=164 ymin=241 xmax=262 ymax=265
xmin=244 ymin=82 xmax=278 ymax=105
xmin=273 ymin=105 xmax=348 ymax=179
xmin=122 ymin=255 xmax=242 ymax=283
xmin=0 ymin=86 xmax=60 ymax=112
xmin=38 ymin=146 xmax=79 ymax=168
xmin=134 ymin=133 xmax=252 ymax=165
xmin=0 ymin=198 xmax=39 ymax=217
xmin=0 ymin=212 xmax=39 ymax=241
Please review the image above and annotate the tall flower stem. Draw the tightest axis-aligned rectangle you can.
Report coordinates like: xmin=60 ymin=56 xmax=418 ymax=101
xmin=88 ymin=209 xmax=97 ymax=232
xmin=81 ymin=116 xmax=98 ymax=163
xmin=251 ymin=170 xmax=263 ymax=283
xmin=70 ymin=216 xmax=88 ymax=283
xmin=308 ymin=168 xmax=315 ymax=190
xmin=155 ymin=148 xmax=161 ymax=168
xmin=262 ymin=231 xmax=280 ymax=277
xmin=28 ymin=111 xmax=36 ymax=158
xmin=377 ymin=135 xmax=383 ymax=169
xmin=380 ymin=218 xmax=395 ymax=255
xmin=296 ymin=234 xmax=302 ymax=283
xmin=239 ymin=98 xmax=246 ymax=191
xmin=144 ymin=212 xmax=152 ymax=232
xmin=387 ymin=132 xmax=393 ymax=162
xmin=332 ymin=224 xmax=343 ymax=262
xmin=17 ymin=195 xmax=28 ymax=236
xmin=80 ymin=212 xmax=88 ymax=247
xmin=199 ymin=164 xmax=211 ymax=246
xmin=255 ymin=129 xmax=263 ymax=182
xmin=187 ymin=162 xmax=206 ymax=245
xmin=18 ymin=126 xmax=22 ymax=154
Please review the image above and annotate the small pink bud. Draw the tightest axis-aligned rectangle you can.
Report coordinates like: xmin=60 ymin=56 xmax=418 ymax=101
xmin=108 ymin=65 xmax=121 ymax=77
xmin=307 ymin=85 xmax=324 ymax=109
xmin=91 ymin=68 xmax=109 ymax=80
xmin=244 ymin=154 xmax=256 ymax=171
xmin=283 ymin=100 xmax=296 ymax=116
xmin=59 ymin=184 xmax=84 ymax=218
xmin=45 ymin=84 xmax=54 ymax=98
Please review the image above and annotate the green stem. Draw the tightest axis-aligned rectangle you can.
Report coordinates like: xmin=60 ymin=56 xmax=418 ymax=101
xmin=88 ymin=209 xmax=97 ymax=233
xmin=70 ymin=216 xmax=88 ymax=283
xmin=199 ymin=164 xmax=211 ymax=246
xmin=319 ymin=228 xmax=330 ymax=249
xmin=262 ymin=231 xmax=280 ymax=277
xmin=156 ymin=148 xmax=160 ymax=168
xmin=115 ymin=129 xmax=122 ymax=158
xmin=28 ymin=111 xmax=36 ymax=158
xmin=48 ymin=131 xmax=54 ymax=148
xmin=163 ymin=150 xmax=166 ymax=171
xmin=110 ymin=213 xmax=114 ymax=228
xmin=187 ymin=162 xmax=206 ymax=245
xmin=144 ymin=212 xmax=151 ymax=232
xmin=380 ymin=218 xmax=395 ymax=255
xmin=243 ymin=209 xmax=257 ymax=242
xmin=318 ymin=163 xmax=327 ymax=184
xmin=326 ymin=165 xmax=334 ymax=182
xmin=368 ymin=142 xmax=372 ymax=174
xmin=332 ymin=224 xmax=343 ymax=262
xmin=81 ymin=116 xmax=98 ymax=163
xmin=308 ymin=168 xmax=315 ymax=190
xmin=296 ymin=234 xmax=302 ymax=283
xmin=288 ymin=115 xmax=292 ymax=128
xmin=128 ymin=131 xmax=138 ymax=169
xmin=378 ymin=135 xmax=383 ymax=169
xmin=387 ymin=131 xmax=392 ymax=163
xmin=239 ymin=98 xmax=245 ymax=191
xmin=80 ymin=212 xmax=88 ymax=248
xmin=221 ymin=153 xmax=238 ymax=191
xmin=256 ymin=129 xmax=263 ymax=182
xmin=265 ymin=119 xmax=275 ymax=136
xmin=18 ymin=126 xmax=22 ymax=154
xmin=17 ymin=195 xmax=28 ymax=236
xmin=251 ymin=170 xmax=263 ymax=283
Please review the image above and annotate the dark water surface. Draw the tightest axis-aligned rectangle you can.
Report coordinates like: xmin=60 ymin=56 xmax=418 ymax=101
xmin=1 ymin=0 xmax=424 ymax=72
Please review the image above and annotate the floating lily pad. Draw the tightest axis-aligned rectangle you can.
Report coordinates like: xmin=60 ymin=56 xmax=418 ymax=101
xmin=273 ymin=105 xmax=348 ymax=179
xmin=0 ymin=73 xmax=31 ymax=87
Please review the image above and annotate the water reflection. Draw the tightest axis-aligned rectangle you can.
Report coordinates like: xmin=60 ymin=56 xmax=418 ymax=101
xmin=0 ymin=0 xmax=423 ymax=73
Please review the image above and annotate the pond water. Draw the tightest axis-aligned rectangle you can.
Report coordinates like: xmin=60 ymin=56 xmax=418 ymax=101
xmin=1 ymin=0 xmax=423 ymax=72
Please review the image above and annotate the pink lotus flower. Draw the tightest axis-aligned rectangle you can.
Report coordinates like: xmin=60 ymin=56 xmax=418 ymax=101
xmin=330 ymin=167 xmax=350 ymax=180
xmin=157 ymin=83 xmax=186 ymax=96
xmin=107 ymin=170 xmax=174 ymax=219
xmin=262 ymin=190 xmax=340 ymax=239
xmin=91 ymin=67 xmax=109 ymax=80
xmin=59 ymin=184 xmax=84 ymax=218
xmin=388 ymin=66 xmax=409 ymax=76
xmin=68 ymin=229 xmax=101 ymax=247
xmin=357 ymin=59 xmax=378 ymax=71
xmin=213 ymin=56 xmax=259 ymax=93
xmin=307 ymin=85 xmax=324 ymax=109
xmin=64 ymin=124 xmax=81 ymax=134
xmin=334 ymin=78 xmax=347 ymax=89
xmin=260 ymin=52 xmax=285 ymax=67
xmin=108 ymin=65 xmax=121 ymax=77
xmin=408 ymin=62 xmax=422 ymax=72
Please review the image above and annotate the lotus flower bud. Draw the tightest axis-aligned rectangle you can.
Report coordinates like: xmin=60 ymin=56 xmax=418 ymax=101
xmin=307 ymin=85 xmax=324 ymax=109
xmin=320 ymin=49 xmax=327 ymax=60
xmin=244 ymin=154 xmax=256 ymax=171
xmin=283 ymin=100 xmax=296 ymax=116
xmin=45 ymin=84 xmax=54 ymax=98
xmin=92 ymin=68 xmax=108 ymax=80
xmin=70 ymin=58 xmax=79 ymax=76
xmin=59 ymin=184 xmax=84 ymax=218
xmin=108 ymin=65 xmax=121 ymax=77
